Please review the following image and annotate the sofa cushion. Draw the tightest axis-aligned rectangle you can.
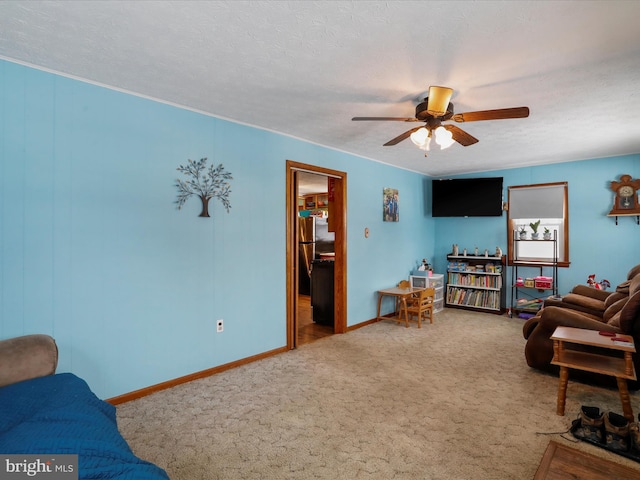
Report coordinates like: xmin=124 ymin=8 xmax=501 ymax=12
xmin=539 ymin=306 xmax=610 ymax=332
xmin=605 ymin=292 xmax=627 ymax=309
xmin=562 ymin=293 xmax=606 ymax=313
xmin=570 ymin=284 xmax=611 ymax=301
xmin=630 ymin=275 xmax=640 ymax=296
xmin=608 ymin=311 xmax=622 ymax=328
xmin=627 ymin=263 xmax=640 ymax=280
xmin=619 ymin=290 xmax=640 ymax=335
xmin=605 ymin=297 xmax=628 ymax=324
xmin=617 ymin=280 xmax=632 ymax=295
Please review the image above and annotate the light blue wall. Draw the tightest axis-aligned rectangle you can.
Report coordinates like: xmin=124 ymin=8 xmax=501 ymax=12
xmin=0 ymin=60 xmax=432 ymax=398
xmin=2 ymin=59 xmax=637 ymax=399
xmin=432 ymin=156 xmax=640 ymax=295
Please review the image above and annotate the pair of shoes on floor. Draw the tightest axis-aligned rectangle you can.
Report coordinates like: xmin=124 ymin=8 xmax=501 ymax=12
xmin=573 ymin=405 xmax=636 ymax=453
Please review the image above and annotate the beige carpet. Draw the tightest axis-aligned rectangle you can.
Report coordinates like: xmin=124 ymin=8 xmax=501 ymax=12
xmin=116 ymin=309 xmax=640 ymax=479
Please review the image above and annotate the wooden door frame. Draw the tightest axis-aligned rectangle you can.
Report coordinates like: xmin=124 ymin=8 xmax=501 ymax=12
xmin=286 ymin=161 xmax=347 ymax=349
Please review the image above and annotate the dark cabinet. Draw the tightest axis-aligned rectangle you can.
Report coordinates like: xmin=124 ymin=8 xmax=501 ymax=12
xmin=310 ymin=259 xmax=334 ymax=326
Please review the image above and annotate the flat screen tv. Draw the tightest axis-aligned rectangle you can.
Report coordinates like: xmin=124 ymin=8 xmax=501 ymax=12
xmin=432 ymin=177 xmax=503 ymax=217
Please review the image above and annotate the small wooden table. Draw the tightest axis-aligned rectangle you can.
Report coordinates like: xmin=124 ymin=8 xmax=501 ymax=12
xmin=376 ymin=286 xmax=424 ymax=328
xmin=551 ymin=326 xmax=637 ymax=422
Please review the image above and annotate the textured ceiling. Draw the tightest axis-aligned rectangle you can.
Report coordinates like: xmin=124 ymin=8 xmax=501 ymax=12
xmin=1 ymin=1 xmax=640 ymax=176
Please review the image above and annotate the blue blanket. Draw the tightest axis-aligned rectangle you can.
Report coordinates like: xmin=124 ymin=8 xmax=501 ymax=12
xmin=0 ymin=373 xmax=169 ymax=479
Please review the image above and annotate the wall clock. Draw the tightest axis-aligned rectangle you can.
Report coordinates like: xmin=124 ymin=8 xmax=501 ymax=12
xmin=608 ymin=174 xmax=640 ymax=217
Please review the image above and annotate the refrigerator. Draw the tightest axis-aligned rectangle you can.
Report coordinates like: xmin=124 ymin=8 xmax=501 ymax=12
xmin=298 ymin=216 xmax=334 ymax=296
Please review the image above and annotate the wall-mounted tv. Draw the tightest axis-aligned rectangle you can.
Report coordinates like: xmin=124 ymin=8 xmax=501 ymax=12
xmin=432 ymin=177 xmax=504 ymax=217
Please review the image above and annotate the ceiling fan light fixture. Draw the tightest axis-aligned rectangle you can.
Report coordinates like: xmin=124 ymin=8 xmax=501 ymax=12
xmin=434 ymin=126 xmax=455 ymax=149
xmin=351 ymin=84 xmax=528 ymax=150
xmin=410 ymin=127 xmax=431 ymax=150
xmin=426 ymin=86 xmax=453 ymax=116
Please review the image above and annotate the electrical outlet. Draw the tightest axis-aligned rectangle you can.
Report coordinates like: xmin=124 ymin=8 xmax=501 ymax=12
xmin=216 ymin=319 xmax=224 ymax=333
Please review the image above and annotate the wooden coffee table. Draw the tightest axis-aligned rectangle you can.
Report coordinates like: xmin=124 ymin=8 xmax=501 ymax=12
xmin=551 ymin=326 xmax=637 ymax=422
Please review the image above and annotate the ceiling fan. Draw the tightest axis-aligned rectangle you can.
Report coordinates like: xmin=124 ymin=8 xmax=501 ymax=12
xmin=352 ymin=86 xmax=529 ymax=154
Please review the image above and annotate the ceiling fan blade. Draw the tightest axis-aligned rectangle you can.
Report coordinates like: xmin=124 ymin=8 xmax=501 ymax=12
xmin=352 ymin=117 xmax=419 ymax=122
xmin=453 ymin=107 xmax=529 ymax=122
xmin=426 ymin=86 xmax=453 ymax=116
xmin=383 ymin=126 xmax=424 ymax=146
xmin=444 ymin=125 xmax=479 ymax=146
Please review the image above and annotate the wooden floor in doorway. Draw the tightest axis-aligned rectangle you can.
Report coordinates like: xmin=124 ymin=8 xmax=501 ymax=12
xmin=298 ymin=294 xmax=333 ymax=346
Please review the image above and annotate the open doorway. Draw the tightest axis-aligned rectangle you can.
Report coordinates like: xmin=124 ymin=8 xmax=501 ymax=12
xmin=286 ymin=161 xmax=347 ymax=349
xmin=297 ymin=171 xmax=334 ymax=345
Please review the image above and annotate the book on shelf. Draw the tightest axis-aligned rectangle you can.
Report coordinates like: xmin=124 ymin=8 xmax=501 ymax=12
xmin=447 ymin=286 xmax=499 ymax=309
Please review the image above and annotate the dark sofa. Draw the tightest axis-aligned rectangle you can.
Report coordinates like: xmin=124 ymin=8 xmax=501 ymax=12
xmin=522 ymin=266 xmax=640 ymax=386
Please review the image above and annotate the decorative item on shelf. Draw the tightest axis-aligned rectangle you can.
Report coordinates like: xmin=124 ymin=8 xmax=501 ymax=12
xmin=418 ymin=258 xmax=430 ymax=271
xmin=175 ymin=158 xmax=232 ymax=218
xmin=452 ymin=244 xmax=459 ymax=256
xmin=447 ymin=260 xmax=469 ymax=272
xmin=462 ymin=248 xmax=467 ymax=256
xmin=587 ymin=274 xmax=611 ymax=291
xmin=529 ymin=220 xmax=541 ymax=239
xmin=518 ymin=225 xmax=527 ymax=240
xmin=474 ymin=246 xmax=479 ymax=256
xmin=484 ymin=249 xmax=489 ymax=257
xmin=608 ymin=174 xmax=640 ymax=216
xmin=543 ymin=227 xmax=551 ymax=240
xmin=485 ymin=263 xmax=501 ymax=274
xmin=495 ymin=246 xmax=503 ymax=257
xmin=534 ymin=276 xmax=553 ymax=290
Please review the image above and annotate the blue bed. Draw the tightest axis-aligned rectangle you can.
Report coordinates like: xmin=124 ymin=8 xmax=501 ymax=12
xmin=0 ymin=335 xmax=169 ymax=480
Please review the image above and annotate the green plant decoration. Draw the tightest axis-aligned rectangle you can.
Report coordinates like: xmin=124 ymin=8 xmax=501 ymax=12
xmin=529 ymin=220 xmax=541 ymax=234
xmin=175 ymin=158 xmax=232 ymax=217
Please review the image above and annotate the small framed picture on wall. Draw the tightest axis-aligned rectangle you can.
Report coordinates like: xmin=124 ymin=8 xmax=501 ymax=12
xmin=383 ymin=187 xmax=399 ymax=222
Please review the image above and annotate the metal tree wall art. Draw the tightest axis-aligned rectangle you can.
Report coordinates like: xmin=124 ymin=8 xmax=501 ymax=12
xmin=175 ymin=158 xmax=232 ymax=217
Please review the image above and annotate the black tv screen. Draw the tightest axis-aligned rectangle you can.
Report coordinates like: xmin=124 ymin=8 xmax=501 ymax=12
xmin=432 ymin=177 xmax=504 ymax=217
